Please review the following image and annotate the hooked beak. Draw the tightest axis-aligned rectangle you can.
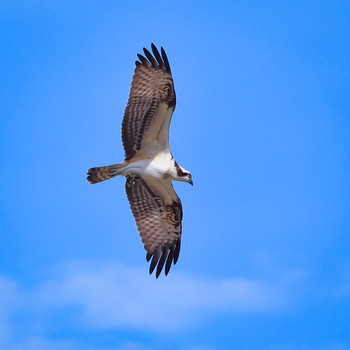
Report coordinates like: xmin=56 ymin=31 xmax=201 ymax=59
xmin=189 ymin=179 xmax=193 ymax=186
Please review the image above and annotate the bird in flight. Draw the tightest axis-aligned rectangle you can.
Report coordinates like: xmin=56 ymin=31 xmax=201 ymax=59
xmin=87 ymin=44 xmax=192 ymax=278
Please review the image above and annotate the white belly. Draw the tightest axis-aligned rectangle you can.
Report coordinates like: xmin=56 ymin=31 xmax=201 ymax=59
xmin=123 ymin=151 xmax=173 ymax=180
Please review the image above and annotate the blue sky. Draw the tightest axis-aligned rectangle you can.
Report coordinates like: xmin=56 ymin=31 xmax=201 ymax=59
xmin=1 ymin=0 xmax=350 ymax=349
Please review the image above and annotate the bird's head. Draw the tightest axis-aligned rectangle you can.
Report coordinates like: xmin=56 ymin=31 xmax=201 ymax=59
xmin=186 ymin=173 xmax=193 ymax=186
xmin=175 ymin=163 xmax=193 ymax=186
xmin=179 ymin=171 xmax=193 ymax=186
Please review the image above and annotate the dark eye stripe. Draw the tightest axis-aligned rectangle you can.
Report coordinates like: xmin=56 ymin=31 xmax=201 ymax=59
xmin=174 ymin=161 xmax=187 ymax=177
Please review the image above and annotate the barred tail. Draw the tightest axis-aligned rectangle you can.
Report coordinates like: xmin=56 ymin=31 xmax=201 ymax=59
xmin=87 ymin=163 xmax=125 ymax=184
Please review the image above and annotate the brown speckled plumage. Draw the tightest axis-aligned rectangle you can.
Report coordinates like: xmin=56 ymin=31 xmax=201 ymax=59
xmin=125 ymin=175 xmax=182 ymax=277
xmin=122 ymin=44 xmax=176 ymax=160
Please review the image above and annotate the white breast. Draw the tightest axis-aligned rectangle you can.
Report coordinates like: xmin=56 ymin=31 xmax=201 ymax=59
xmin=123 ymin=151 xmax=173 ymax=180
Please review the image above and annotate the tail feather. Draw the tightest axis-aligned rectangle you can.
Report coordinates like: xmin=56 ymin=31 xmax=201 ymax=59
xmin=87 ymin=163 xmax=125 ymax=184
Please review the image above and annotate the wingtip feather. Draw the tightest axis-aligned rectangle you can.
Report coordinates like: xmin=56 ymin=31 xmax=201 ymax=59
xmin=143 ymin=47 xmax=157 ymax=67
xmin=161 ymin=47 xmax=171 ymax=73
xmin=156 ymin=249 xmax=168 ymax=278
xmin=173 ymin=240 xmax=181 ymax=265
xmin=137 ymin=53 xmax=148 ymax=65
xmin=149 ymin=253 xmax=159 ymax=275
xmin=151 ymin=44 xmax=163 ymax=68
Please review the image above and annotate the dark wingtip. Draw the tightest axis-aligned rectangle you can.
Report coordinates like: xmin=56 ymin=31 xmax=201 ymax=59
xmin=150 ymin=44 xmax=164 ymax=68
xmin=147 ymin=249 xmax=171 ymax=278
xmin=135 ymin=44 xmax=171 ymax=72
xmin=149 ymin=254 xmax=158 ymax=275
xmin=151 ymin=42 xmax=157 ymax=55
xmin=161 ymin=47 xmax=171 ymax=73
xmin=173 ymin=240 xmax=181 ymax=265
xmin=147 ymin=243 xmax=180 ymax=277
xmin=143 ymin=47 xmax=157 ymax=67
xmin=156 ymin=250 xmax=168 ymax=278
xmin=137 ymin=53 xmax=148 ymax=65
xmin=164 ymin=259 xmax=172 ymax=276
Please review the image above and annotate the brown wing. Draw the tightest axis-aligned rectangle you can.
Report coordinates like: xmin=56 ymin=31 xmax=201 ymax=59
xmin=125 ymin=175 xmax=182 ymax=278
xmin=122 ymin=44 xmax=176 ymax=160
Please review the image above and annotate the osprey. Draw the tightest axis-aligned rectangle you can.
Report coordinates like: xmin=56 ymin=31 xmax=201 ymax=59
xmin=87 ymin=44 xmax=192 ymax=278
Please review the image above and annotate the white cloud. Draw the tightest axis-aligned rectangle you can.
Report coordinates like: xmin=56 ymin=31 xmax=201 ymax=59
xmin=0 ymin=275 xmax=19 ymax=347
xmin=182 ymin=345 xmax=220 ymax=350
xmin=0 ymin=260 xmax=308 ymax=349
xmin=30 ymin=262 xmax=305 ymax=331
xmin=1 ymin=336 xmax=128 ymax=350
xmin=6 ymin=337 xmax=82 ymax=350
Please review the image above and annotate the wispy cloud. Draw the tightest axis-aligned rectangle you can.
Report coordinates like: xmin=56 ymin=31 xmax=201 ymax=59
xmin=182 ymin=345 xmax=220 ymax=350
xmin=30 ymin=262 xmax=306 ymax=331
xmin=0 ymin=275 xmax=19 ymax=346
xmin=0 ymin=336 xmax=130 ymax=350
xmin=0 ymin=260 xmax=308 ymax=349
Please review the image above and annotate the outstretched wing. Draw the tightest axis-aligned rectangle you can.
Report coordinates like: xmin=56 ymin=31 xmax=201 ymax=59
xmin=125 ymin=175 xmax=182 ymax=278
xmin=122 ymin=43 xmax=176 ymax=160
